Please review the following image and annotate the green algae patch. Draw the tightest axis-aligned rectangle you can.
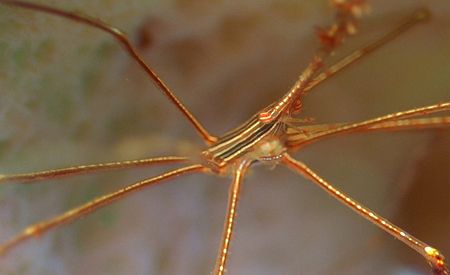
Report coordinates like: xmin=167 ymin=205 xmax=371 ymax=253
xmin=34 ymin=38 xmax=55 ymax=64
xmin=13 ymin=41 xmax=32 ymax=70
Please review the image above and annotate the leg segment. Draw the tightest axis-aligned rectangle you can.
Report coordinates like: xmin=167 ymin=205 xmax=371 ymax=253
xmin=288 ymin=102 xmax=450 ymax=148
xmin=282 ymin=154 xmax=448 ymax=275
xmin=270 ymin=6 xmax=435 ymax=131
xmin=0 ymin=164 xmax=205 ymax=256
xmin=0 ymin=0 xmax=216 ymax=144
xmin=0 ymin=156 xmax=188 ymax=184
xmin=360 ymin=116 xmax=450 ymax=132
xmin=215 ymin=160 xmax=252 ymax=275
xmin=286 ymin=116 xmax=450 ymax=143
xmin=260 ymin=1 xmax=377 ymax=123
xmin=304 ymin=8 xmax=430 ymax=94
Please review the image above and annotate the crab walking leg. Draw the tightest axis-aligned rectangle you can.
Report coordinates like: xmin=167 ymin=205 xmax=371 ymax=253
xmin=360 ymin=116 xmax=450 ymax=132
xmin=215 ymin=160 xmax=252 ymax=275
xmin=0 ymin=0 xmax=216 ymax=144
xmin=0 ymin=164 xmax=205 ymax=256
xmin=286 ymin=116 xmax=450 ymax=140
xmin=282 ymin=154 xmax=448 ymax=275
xmin=0 ymin=156 xmax=189 ymax=184
xmin=303 ymin=8 xmax=430 ymax=94
xmin=288 ymin=102 xmax=450 ymax=148
xmin=309 ymin=102 xmax=450 ymax=139
xmin=262 ymin=7 xmax=431 ymax=123
xmin=260 ymin=1 xmax=383 ymax=123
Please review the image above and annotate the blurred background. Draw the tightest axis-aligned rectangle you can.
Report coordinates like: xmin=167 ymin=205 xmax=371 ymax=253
xmin=0 ymin=0 xmax=449 ymax=274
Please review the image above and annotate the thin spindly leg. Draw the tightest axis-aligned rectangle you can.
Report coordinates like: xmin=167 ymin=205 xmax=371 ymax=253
xmin=286 ymin=116 xmax=450 ymax=141
xmin=0 ymin=164 xmax=205 ymax=256
xmin=288 ymin=102 xmax=450 ymax=148
xmin=0 ymin=0 xmax=216 ymax=144
xmin=303 ymin=8 xmax=430 ymax=94
xmin=260 ymin=8 xmax=430 ymax=123
xmin=215 ymin=160 xmax=252 ymax=275
xmin=0 ymin=156 xmax=188 ymax=184
xmin=359 ymin=116 xmax=450 ymax=132
xmin=259 ymin=1 xmax=373 ymax=123
xmin=282 ymin=154 xmax=448 ymax=275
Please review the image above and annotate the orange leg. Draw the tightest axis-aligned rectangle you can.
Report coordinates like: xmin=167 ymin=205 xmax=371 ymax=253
xmin=286 ymin=116 xmax=450 ymax=141
xmin=215 ymin=160 xmax=252 ymax=275
xmin=304 ymin=8 xmax=430 ymax=95
xmin=282 ymin=154 xmax=448 ymax=275
xmin=260 ymin=1 xmax=379 ymax=123
xmin=0 ymin=0 xmax=216 ymax=144
xmin=263 ymin=7 xmax=431 ymax=123
xmin=0 ymin=156 xmax=188 ymax=184
xmin=0 ymin=164 xmax=205 ymax=256
xmin=288 ymin=102 xmax=450 ymax=148
xmin=360 ymin=116 xmax=450 ymax=132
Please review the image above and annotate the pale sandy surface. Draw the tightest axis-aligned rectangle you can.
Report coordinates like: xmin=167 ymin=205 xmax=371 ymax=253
xmin=0 ymin=1 xmax=449 ymax=274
